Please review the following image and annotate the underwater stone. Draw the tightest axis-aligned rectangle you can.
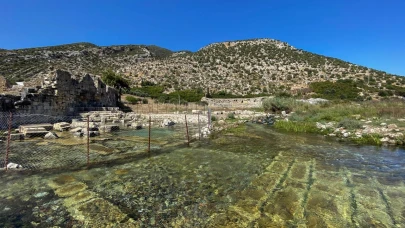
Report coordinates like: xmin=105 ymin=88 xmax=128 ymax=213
xmin=34 ymin=192 xmax=49 ymax=198
xmin=49 ymin=175 xmax=76 ymax=188
xmin=64 ymin=190 xmax=95 ymax=207
xmin=55 ymin=182 xmax=87 ymax=197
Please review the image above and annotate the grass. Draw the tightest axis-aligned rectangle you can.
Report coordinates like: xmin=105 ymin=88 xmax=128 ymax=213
xmin=266 ymin=97 xmax=405 ymax=145
xmin=337 ymin=118 xmax=363 ymax=130
xmin=273 ymin=121 xmax=321 ymax=133
xmin=283 ymin=99 xmax=405 ymax=124
xmin=351 ymin=134 xmax=382 ymax=146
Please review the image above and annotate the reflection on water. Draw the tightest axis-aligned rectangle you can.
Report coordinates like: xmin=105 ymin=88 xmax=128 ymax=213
xmin=1 ymin=124 xmax=405 ymax=227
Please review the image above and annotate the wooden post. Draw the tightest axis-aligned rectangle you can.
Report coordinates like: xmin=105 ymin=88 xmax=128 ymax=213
xmin=4 ymin=112 xmax=12 ymax=170
xmin=87 ymin=116 xmax=90 ymax=167
xmin=185 ymin=115 xmax=190 ymax=146
xmin=148 ymin=116 xmax=151 ymax=153
xmin=198 ymin=112 xmax=201 ymax=140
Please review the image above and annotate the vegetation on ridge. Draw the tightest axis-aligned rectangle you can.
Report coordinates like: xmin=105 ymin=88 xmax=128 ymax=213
xmin=1 ymin=38 xmax=404 ymax=100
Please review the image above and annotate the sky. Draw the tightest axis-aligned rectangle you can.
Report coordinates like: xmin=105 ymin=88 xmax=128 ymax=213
xmin=1 ymin=0 xmax=405 ymax=76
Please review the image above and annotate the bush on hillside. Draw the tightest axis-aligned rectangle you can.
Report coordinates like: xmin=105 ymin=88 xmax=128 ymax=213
xmin=101 ymin=70 xmax=129 ymax=89
xmin=262 ymin=97 xmax=296 ymax=113
xmin=309 ymin=81 xmax=360 ymax=100
xmin=125 ymin=96 xmax=140 ymax=104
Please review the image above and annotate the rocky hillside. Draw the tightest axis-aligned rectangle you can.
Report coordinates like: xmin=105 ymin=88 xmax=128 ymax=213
xmin=0 ymin=42 xmax=172 ymax=84
xmin=1 ymin=39 xmax=404 ymax=96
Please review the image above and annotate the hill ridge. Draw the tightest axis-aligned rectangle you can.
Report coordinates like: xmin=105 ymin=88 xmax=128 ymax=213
xmin=0 ymin=38 xmax=403 ymax=98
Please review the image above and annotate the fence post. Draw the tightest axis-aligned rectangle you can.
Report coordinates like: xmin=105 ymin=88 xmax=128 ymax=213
xmin=185 ymin=115 xmax=190 ymax=146
xmin=87 ymin=116 xmax=90 ymax=167
xmin=198 ymin=112 xmax=201 ymax=140
xmin=208 ymin=108 xmax=211 ymax=129
xmin=148 ymin=116 xmax=151 ymax=153
xmin=4 ymin=112 xmax=12 ymax=170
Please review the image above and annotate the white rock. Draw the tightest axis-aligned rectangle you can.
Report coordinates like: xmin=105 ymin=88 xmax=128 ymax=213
xmin=218 ymin=120 xmax=225 ymax=125
xmin=7 ymin=162 xmax=22 ymax=169
xmin=388 ymin=140 xmax=397 ymax=145
xmin=70 ymin=127 xmax=82 ymax=133
xmin=44 ymin=132 xmax=58 ymax=139
xmin=387 ymin=124 xmax=397 ymax=129
xmin=281 ymin=111 xmax=287 ymax=117
xmin=161 ymin=119 xmax=175 ymax=127
xmin=381 ymin=137 xmax=389 ymax=142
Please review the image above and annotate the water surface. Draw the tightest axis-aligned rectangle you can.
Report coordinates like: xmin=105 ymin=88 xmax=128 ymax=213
xmin=0 ymin=124 xmax=404 ymax=227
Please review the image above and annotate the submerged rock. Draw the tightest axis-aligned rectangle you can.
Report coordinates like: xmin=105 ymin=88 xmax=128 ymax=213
xmin=34 ymin=192 xmax=49 ymax=198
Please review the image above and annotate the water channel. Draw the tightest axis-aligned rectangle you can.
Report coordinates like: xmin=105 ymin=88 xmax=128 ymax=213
xmin=0 ymin=123 xmax=404 ymax=227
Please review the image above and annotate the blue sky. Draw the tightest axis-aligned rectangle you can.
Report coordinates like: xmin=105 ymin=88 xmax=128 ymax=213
xmin=1 ymin=0 xmax=404 ymax=75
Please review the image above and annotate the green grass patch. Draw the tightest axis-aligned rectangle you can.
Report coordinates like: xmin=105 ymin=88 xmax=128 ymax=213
xmin=223 ymin=124 xmax=246 ymax=134
xmin=274 ymin=121 xmax=321 ymax=133
xmin=351 ymin=134 xmax=382 ymax=146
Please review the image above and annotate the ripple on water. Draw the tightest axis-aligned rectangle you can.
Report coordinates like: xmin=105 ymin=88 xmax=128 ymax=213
xmin=1 ymin=124 xmax=405 ymax=227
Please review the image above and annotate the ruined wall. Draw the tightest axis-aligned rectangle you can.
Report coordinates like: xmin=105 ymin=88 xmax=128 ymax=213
xmin=0 ymin=76 xmax=11 ymax=92
xmin=202 ymin=97 xmax=267 ymax=109
xmin=14 ymin=70 xmax=118 ymax=115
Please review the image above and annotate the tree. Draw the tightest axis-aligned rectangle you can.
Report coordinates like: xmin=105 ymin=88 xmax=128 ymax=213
xmin=101 ymin=70 xmax=130 ymax=90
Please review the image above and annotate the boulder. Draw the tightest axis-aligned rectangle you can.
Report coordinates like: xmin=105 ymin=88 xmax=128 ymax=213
xmin=387 ymin=124 xmax=398 ymax=130
xmin=70 ymin=127 xmax=83 ymax=133
xmin=73 ymin=132 xmax=83 ymax=138
xmin=7 ymin=162 xmax=23 ymax=169
xmin=381 ymin=137 xmax=389 ymax=143
xmin=161 ymin=119 xmax=175 ymax=127
xmin=88 ymin=131 xmax=100 ymax=137
xmin=44 ymin=132 xmax=59 ymax=139
xmin=100 ymin=125 xmax=120 ymax=133
xmin=53 ymin=122 xmax=71 ymax=131
xmin=131 ymin=122 xmax=143 ymax=130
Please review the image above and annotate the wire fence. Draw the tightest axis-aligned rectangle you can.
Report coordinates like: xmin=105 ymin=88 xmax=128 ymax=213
xmin=0 ymin=111 xmax=210 ymax=171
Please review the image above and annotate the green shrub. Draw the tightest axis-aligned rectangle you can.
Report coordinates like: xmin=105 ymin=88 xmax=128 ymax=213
xmin=351 ymin=134 xmax=382 ymax=146
xmin=101 ymin=70 xmax=129 ymax=89
xmin=125 ymin=96 xmax=139 ymax=104
xmin=262 ymin=97 xmax=296 ymax=113
xmin=337 ymin=118 xmax=362 ymax=130
xmin=309 ymin=81 xmax=360 ymax=100
xmin=142 ymin=98 xmax=148 ymax=104
xmin=227 ymin=112 xmax=235 ymax=119
xmin=274 ymin=121 xmax=320 ymax=133
xmin=211 ymin=116 xmax=217 ymax=122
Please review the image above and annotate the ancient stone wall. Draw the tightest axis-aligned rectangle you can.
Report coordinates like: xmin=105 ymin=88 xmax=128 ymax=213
xmin=0 ymin=76 xmax=11 ymax=92
xmin=14 ymin=70 xmax=118 ymax=115
xmin=202 ymin=97 xmax=268 ymax=109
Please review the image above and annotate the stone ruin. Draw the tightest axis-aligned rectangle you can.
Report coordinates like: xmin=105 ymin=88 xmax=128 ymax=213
xmin=201 ymin=97 xmax=266 ymax=109
xmin=7 ymin=69 xmax=119 ymax=116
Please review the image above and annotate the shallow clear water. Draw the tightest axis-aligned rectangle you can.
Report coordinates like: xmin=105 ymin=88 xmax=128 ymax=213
xmin=0 ymin=124 xmax=404 ymax=227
